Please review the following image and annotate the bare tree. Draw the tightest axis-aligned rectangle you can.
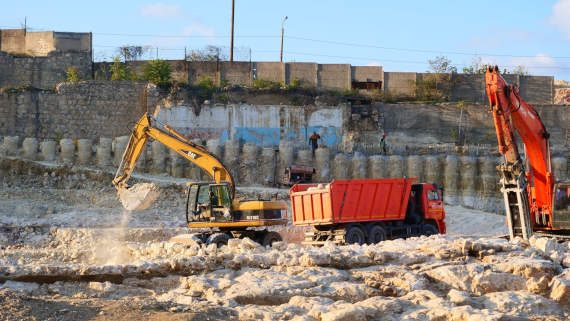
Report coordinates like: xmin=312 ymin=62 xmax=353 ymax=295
xmin=118 ymin=46 xmax=148 ymax=62
xmin=186 ymin=46 xmax=227 ymax=62
xmin=428 ymin=56 xmax=457 ymax=74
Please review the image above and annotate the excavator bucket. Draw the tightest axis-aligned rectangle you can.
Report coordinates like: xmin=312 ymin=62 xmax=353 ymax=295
xmin=117 ymin=183 xmax=160 ymax=211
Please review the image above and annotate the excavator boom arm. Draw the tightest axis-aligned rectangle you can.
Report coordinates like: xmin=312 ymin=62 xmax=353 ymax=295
xmin=113 ymin=113 xmax=235 ymax=197
xmin=485 ymin=67 xmax=554 ymax=214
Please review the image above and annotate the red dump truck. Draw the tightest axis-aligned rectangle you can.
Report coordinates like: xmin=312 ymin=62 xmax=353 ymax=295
xmin=290 ymin=178 xmax=446 ymax=245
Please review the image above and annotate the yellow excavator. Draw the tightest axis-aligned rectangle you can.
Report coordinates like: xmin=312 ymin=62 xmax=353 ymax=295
xmin=113 ymin=112 xmax=287 ymax=246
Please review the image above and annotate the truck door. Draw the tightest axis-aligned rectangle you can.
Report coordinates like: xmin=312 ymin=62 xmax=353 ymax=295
xmin=425 ymin=186 xmax=444 ymax=221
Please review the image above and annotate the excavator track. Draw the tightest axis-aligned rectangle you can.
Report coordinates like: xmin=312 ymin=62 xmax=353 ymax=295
xmin=532 ymin=231 xmax=570 ymax=241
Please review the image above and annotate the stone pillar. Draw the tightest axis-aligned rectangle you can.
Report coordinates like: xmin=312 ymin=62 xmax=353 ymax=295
xmin=40 ymin=140 xmax=56 ymax=161
xmin=168 ymin=148 xmax=184 ymax=178
xmin=224 ymin=140 xmax=241 ymax=184
xmin=352 ymin=152 xmax=367 ymax=179
xmin=112 ymin=136 xmax=129 ymax=167
xmin=3 ymin=136 xmax=19 ymax=156
xmin=369 ymin=155 xmax=386 ymax=179
xmin=77 ymin=139 xmax=92 ymax=165
xmin=278 ymin=141 xmax=294 ymax=180
xmin=240 ymin=142 xmax=259 ymax=185
xmin=333 ymin=153 xmax=350 ymax=179
xmin=22 ymin=138 xmax=38 ymax=160
xmin=407 ymin=155 xmax=424 ymax=181
xmin=206 ymin=139 xmax=223 ymax=158
xmin=315 ymin=147 xmax=331 ymax=182
xmin=460 ymin=156 xmax=477 ymax=207
xmin=96 ymin=138 xmax=113 ymax=168
xmin=189 ymin=138 xmax=205 ymax=180
xmin=479 ymin=156 xmax=497 ymax=196
xmin=444 ymin=155 xmax=459 ymax=205
xmin=552 ymin=157 xmax=568 ymax=180
xmin=135 ymin=145 xmax=147 ymax=172
xmin=151 ymin=140 xmax=166 ymax=174
xmin=387 ymin=155 xmax=404 ymax=178
xmin=424 ymin=156 xmax=441 ymax=185
xmin=261 ymin=148 xmax=278 ymax=185
xmin=60 ymin=139 xmax=75 ymax=164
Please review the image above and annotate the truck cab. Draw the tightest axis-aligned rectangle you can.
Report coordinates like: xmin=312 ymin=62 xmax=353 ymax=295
xmin=411 ymin=183 xmax=446 ymax=234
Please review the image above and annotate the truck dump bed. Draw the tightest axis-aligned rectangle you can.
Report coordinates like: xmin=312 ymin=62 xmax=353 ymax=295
xmin=290 ymin=178 xmax=416 ymax=226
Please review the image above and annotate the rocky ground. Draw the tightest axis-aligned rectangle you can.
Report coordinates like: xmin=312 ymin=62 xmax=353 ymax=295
xmin=0 ymin=157 xmax=569 ymax=320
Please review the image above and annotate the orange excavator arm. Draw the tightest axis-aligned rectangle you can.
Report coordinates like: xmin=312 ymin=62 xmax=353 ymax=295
xmin=485 ymin=66 xmax=554 ymax=237
xmin=112 ymin=113 xmax=235 ymax=198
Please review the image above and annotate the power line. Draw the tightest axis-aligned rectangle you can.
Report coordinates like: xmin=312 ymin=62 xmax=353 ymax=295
xmin=285 ymin=36 xmax=570 ymax=59
xmin=92 ymin=45 xmax=570 ymax=70
xmin=4 ymin=24 xmax=570 ymax=60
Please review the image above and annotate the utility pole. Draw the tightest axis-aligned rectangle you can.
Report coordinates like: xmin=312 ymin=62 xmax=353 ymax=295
xmin=280 ymin=16 xmax=288 ymax=62
xmin=230 ymin=0 xmax=235 ymax=62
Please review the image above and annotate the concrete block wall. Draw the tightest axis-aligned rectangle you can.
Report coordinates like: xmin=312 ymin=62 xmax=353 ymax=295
xmin=221 ymin=62 xmax=252 ymax=86
xmin=520 ymin=76 xmax=554 ymax=105
xmin=0 ymin=29 xmax=91 ymax=57
xmin=123 ymin=60 xmax=188 ymax=83
xmin=286 ymin=62 xmax=318 ymax=86
xmin=0 ymin=51 xmax=92 ymax=89
xmin=255 ymin=62 xmax=285 ymax=83
xmin=451 ymin=74 xmax=486 ymax=102
xmin=318 ymin=64 xmax=351 ymax=90
xmin=187 ymin=61 xmax=219 ymax=84
xmin=0 ymin=81 xmax=157 ymax=139
xmin=351 ymin=66 xmax=383 ymax=82
xmin=384 ymin=72 xmax=416 ymax=96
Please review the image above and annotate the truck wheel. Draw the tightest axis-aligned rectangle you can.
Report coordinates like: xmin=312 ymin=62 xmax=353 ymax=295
xmin=262 ymin=231 xmax=282 ymax=247
xmin=345 ymin=225 xmax=365 ymax=245
xmin=368 ymin=225 xmax=387 ymax=244
xmin=422 ymin=224 xmax=439 ymax=236
xmin=207 ymin=233 xmax=230 ymax=247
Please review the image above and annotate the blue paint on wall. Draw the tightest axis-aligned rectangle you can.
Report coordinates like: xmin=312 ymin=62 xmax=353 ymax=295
xmin=218 ymin=126 xmax=340 ymax=147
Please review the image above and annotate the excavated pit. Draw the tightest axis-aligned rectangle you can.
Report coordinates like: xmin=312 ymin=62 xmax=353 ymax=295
xmin=0 ymin=157 xmax=569 ymax=321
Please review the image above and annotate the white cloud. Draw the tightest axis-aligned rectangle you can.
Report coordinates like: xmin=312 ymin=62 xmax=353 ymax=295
xmin=549 ymin=0 xmax=570 ymax=39
xmin=140 ymin=3 xmax=182 ymax=18
xmin=183 ymin=24 xmax=215 ymax=38
xmin=510 ymin=54 xmax=556 ymax=74
xmin=366 ymin=61 xmax=382 ymax=66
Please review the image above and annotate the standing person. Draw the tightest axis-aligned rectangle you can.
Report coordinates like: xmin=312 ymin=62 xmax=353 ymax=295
xmin=380 ymin=133 xmax=388 ymax=155
xmin=309 ymin=131 xmax=321 ymax=157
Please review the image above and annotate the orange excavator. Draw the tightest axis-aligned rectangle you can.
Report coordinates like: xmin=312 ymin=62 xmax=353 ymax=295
xmin=485 ymin=66 xmax=570 ymax=240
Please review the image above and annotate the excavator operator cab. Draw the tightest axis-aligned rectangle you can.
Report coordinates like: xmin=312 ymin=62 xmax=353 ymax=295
xmin=552 ymin=182 xmax=570 ymax=229
xmin=186 ymin=183 xmax=232 ymax=223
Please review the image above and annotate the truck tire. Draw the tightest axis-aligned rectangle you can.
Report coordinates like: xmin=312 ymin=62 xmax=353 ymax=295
xmin=422 ymin=224 xmax=439 ymax=236
xmin=345 ymin=225 xmax=366 ymax=245
xmin=262 ymin=231 xmax=282 ymax=247
xmin=368 ymin=225 xmax=387 ymax=244
xmin=207 ymin=233 xmax=230 ymax=247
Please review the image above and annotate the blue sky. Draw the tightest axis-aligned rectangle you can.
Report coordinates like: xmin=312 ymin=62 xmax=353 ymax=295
xmin=2 ymin=1 xmax=570 ymax=80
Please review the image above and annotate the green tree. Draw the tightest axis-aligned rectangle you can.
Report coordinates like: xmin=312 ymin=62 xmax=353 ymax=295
xmin=110 ymin=56 xmax=134 ymax=81
xmin=142 ymin=59 xmax=172 ymax=86
xmin=66 ymin=67 xmax=81 ymax=83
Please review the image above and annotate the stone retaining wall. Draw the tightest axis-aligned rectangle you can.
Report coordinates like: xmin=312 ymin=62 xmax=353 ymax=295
xmin=3 ymin=135 xmax=568 ymax=213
